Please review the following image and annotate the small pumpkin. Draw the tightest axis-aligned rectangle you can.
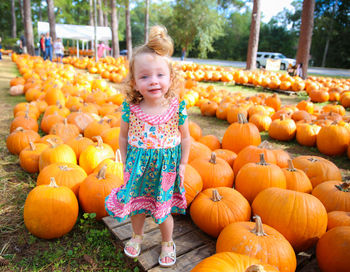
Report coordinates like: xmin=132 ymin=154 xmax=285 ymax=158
xmin=19 ymin=142 xmax=49 ymax=173
xmin=282 ymin=160 xmax=313 ymax=193
xmin=327 ymin=211 xmax=350 ymax=230
xmin=182 ymin=164 xmax=203 ymax=206
xmin=6 ymin=127 xmax=40 ymax=155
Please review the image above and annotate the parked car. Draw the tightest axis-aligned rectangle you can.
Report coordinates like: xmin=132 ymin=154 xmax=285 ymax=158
xmin=120 ymin=49 xmax=128 ymax=56
xmin=256 ymin=52 xmax=296 ymax=70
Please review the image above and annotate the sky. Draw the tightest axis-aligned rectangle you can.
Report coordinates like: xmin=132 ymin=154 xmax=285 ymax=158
xmin=260 ymin=0 xmax=295 ymax=23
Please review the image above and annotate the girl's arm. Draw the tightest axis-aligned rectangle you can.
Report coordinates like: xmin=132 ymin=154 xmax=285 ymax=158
xmin=179 ymin=118 xmax=191 ymax=165
xmin=119 ymin=119 xmax=129 ymax=165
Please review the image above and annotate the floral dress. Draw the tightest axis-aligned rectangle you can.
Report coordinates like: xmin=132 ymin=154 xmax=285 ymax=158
xmin=105 ymin=98 xmax=187 ymax=224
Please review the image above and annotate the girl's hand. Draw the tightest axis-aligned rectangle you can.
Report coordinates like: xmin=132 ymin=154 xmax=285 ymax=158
xmin=179 ymin=163 xmax=186 ymax=185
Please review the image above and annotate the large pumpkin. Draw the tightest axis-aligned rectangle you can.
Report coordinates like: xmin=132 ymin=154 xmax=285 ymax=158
xmin=252 ymin=187 xmax=327 ymax=252
xmin=316 ymin=226 xmax=350 ymax=272
xmin=222 ymin=113 xmax=261 ymax=154
xmin=282 ymin=160 xmax=313 ymax=193
xmin=191 ymin=252 xmax=279 ymax=272
xmin=235 ymin=154 xmax=286 ymax=203
xmin=6 ymin=127 xmax=41 ymax=155
xmin=268 ymin=115 xmax=296 ymax=141
xmin=79 ymin=165 xmax=123 ymax=220
xmin=23 ymin=178 xmax=79 ymax=239
xmin=183 ymin=164 xmax=203 ymax=205
xmin=190 ymin=187 xmax=251 ymax=237
xmin=216 ymin=215 xmax=296 ymax=272
xmin=312 ymin=181 xmax=350 ymax=212
xmin=292 ymin=155 xmax=342 ymax=188
xmin=188 ymin=139 xmax=212 ymax=163
xmin=19 ymin=142 xmax=49 ymax=173
xmin=327 ymin=211 xmax=350 ymax=230
xmin=190 ymin=153 xmax=234 ymax=189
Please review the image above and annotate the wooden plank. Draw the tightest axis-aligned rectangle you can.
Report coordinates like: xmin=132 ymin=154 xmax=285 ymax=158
xmin=102 ymin=216 xmax=130 ymax=230
xmin=138 ymin=231 xmax=212 ymax=271
xmin=148 ymin=243 xmax=216 ymax=272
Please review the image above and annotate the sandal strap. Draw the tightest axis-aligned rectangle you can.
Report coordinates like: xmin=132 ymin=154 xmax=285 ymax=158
xmin=161 ymin=240 xmax=174 ymax=247
xmin=132 ymin=232 xmax=143 ymax=240
xmin=160 ymin=241 xmax=176 ymax=260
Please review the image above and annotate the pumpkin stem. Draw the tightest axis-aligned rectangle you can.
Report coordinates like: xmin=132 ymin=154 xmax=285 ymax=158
xmin=209 ymin=153 xmax=217 ymax=164
xmin=258 ymin=153 xmax=269 ymax=166
xmin=49 ymin=177 xmax=59 ymax=188
xmin=15 ymin=127 xmax=24 ymax=132
xmin=250 ymin=215 xmax=267 ymax=236
xmin=58 ymin=165 xmax=72 ymax=171
xmin=116 ymin=149 xmax=122 ymax=163
xmin=29 ymin=141 xmax=36 ymax=151
xmin=307 ymin=157 xmax=319 ymax=163
xmin=258 ymin=140 xmax=272 ymax=149
xmin=24 ymin=111 xmax=29 ymax=119
xmin=76 ymin=134 xmax=83 ymax=140
xmin=238 ymin=113 xmax=248 ymax=124
xmin=97 ymin=165 xmax=107 ymax=180
xmin=46 ymin=138 xmax=58 ymax=148
xmin=245 ymin=264 xmax=266 ymax=272
xmin=287 ymin=159 xmax=297 ymax=172
xmin=280 ymin=114 xmax=285 ymax=121
xmin=93 ymin=136 xmax=103 ymax=148
xmin=335 ymin=182 xmax=350 ymax=192
xmin=211 ymin=189 xmax=222 ymax=202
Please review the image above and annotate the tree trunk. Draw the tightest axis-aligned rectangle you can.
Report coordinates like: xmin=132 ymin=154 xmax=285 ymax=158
xmin=125 ymin=0 xmax=132 ymax=60
xmin=19 ymin=0 xmax=25 ymax=28
xmin=89 ymin=0 xmax=94 ymax=26
xmin=144 ymin=0 xmax=150 ymax=43
xmin=296 ymin=0 xmax=315 ymax=79
xmin=11 ymin=0 xmax=17 ymax=38
xmin=47 ymin=0 xmax=56 ymax=41
xmin=321 ymin=0 xmax=337 ymax=67
xmin=104 ymin=0 xmax=109 ymax=27
xmin=98 ymin=0 xmax=104 ymax=26
xmin=246 ymin=0 xmax=261 ymax=70
xmin=23 ymin=0 xmax=35 ymax=55
xmin=110 ymin=0 xmax=119 ymax=57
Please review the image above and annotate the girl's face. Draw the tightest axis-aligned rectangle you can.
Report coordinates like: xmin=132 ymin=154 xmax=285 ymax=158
xmin=133 ymin=53 xmax=171 ymax=102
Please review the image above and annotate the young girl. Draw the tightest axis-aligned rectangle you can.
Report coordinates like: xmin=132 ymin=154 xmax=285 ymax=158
xmin=105 ymin=25 xmax=190 ymax=267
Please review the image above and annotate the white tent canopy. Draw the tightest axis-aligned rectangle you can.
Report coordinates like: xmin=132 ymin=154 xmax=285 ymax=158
xmin=37 ymin=21 xmax=112 ymax=41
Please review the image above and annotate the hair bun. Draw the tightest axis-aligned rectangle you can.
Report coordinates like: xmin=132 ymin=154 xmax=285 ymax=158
xmin=147 ymin=25 xmax=174 ymax=57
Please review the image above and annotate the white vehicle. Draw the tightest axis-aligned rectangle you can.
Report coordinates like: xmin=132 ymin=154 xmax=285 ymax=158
xmin=256 ymin=52 xmax=296 ymax=70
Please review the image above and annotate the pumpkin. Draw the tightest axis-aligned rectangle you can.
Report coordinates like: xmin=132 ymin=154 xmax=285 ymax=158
xmin=252 ymin=187 xmax=327 ymax=252
xmin=233 ymin=143 xmax=276 ymax=176
xmin=182 ymin=164 xmax=203 ymax=206
xmin=268 ymin=114 xmax=296 ymax=141
xmin=6 ymin=127 xmax=41 ymax=155
xmin=271 ymin=149 xmax=290 ymax=168
xmin=66 ymin=110 xmax=95 ymax=133
xmin=327 ymin=211 xmax=350 ymax=230
xmin=40 ymin=112 xmax=65 ymax=134
xmin=198 ymin=135 xmax=221 ymax=151
xmin=235 ymin=154 xmax=286 ymax=203
xmin=93 ymin=149 xmax=124 ymax=180
xmin=200 ymin=101 xmax=218 ymax=116
xmin=49 ymin=118 xmax=80 ymax=143
xmin=37 ymin=134 xmax=64 ymax=145
xmin=248 ymin=114 xmax=272 ymax=132
xmin=191 ymin=252 xmax=279 ymax=272
xmin=65 ymin=134 xmax=94 ymax=159
xmin=312 ymin=181 xmax=350 ymax=212
xmin=213 ymin=149 xmax=237 ymax=169
xmin=226 ymin=105 xmax=248 ymax=124
xmin=292 ymin=155 xmax=342 ymax=188
xmin=222 ymin=113 xmax=261 ymax=154
xmin=19 ymin=142 xmax=49 ymax=173
xmin=37 ymin=162 xmax=87 ymax=196
xmin=264 ymin=94 xmax=281 ymax=111
xmin=38 ymin=139 xmax=77 ymax=171
xmin=79 ymin=136 xmax=115 ymax=174
xmin=316 ymin=226 xmax=350 ymax=272
xmin=188 ymin=140 xmax=212 ymax=163
xmin=79 ymin=165 xmax=123 ymax=220
xmin=296 ymin=122 xmax=321 ymax=146
xmin=83 ymin=117 xmax=111 ymax=139
xmin=190 ymin=153 xmax=234 ymax=189
xmin=101 ymin=127 xmax=120 ymax=152
xmin=190 ymin=187 xmax=251 ymax=237
xmin=282 ymin=160 xmax=313 ymax=193
xmin=10 ymin=112 xmax=39 ymax=133
xmin=216 ymin=215 xmax=297 ymax=272
xmin=9 ymin=85 xmax=24 ymax=96
xmin=316 ymin=122 xmax=350 ymax=156
xmin=23 ymin=178 xmax=78 ymax=239
xmin=188 ymin=121 xmax=202 ymax=140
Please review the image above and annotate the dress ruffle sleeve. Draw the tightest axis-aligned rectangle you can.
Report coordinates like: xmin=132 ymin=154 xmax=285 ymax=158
xmin=121 ymin=100 xmax=130 ymax=123
xmin=179 ymin=100 xmax=188 ymax=126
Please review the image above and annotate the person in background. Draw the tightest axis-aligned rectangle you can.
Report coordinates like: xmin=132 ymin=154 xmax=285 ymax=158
xmin=53 ymin=38 xmax=64 ymax=63
xmin=105 ymin=25 xmax=190 ymax=267
xmin=97 ymin=41 xmax=111 ymax=59
xmin=0 ymin=37 xmax=2 ymax=60
xmin=20 ymin=34 xmax=27 ymax=54
xmin=181 ymin=47 xmax=186 ymax=61
xmin=296 ymin=63 xmax=303 ymax=79
xmin=44 ymin=32 xmax=53 ymax=61
xmin=40 ymin=34 xmax=45 ymax=59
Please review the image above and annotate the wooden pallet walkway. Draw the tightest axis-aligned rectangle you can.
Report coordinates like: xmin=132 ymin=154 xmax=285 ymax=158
xmin=103 ymin=214 xmax=321 ymax=272
xmin=102 ymin=214 xmax=216 ymax=271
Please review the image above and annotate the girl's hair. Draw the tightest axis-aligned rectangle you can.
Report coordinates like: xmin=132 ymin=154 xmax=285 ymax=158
xmin=123 ymin=25 xmax=181 ymax=104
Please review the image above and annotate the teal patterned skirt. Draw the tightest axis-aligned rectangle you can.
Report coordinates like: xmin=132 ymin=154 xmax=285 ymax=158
xmin=105 ymin=144 xmax=187 ymax=224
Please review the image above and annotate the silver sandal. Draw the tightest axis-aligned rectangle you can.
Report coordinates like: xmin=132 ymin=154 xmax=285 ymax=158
xmin=158 ymin=240 xmax=176 ymax=267
xmin=124 ymin=232 xmax=143 ymax=258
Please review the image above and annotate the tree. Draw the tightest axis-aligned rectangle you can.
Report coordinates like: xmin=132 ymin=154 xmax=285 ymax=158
xmin=98 ymin=0 xmax=104 ymax=26
xmin=11 ymin=0 xmax=16 ymax=38
xmin=169 ymin=0 xmax=224 ymax=58
xmin=144 ymin=0 xmax=150 ymax=43
xmin=110 ymin=0 xmax=119 ymax=57
xmin=23 ymin=0 xmax=35 ymax=55
xmin=89 ymin=0 xmax=94 ymax=26
xmin=296 ymin=0 xmax=315 ymax=78
xmin=125 ymin=0 xmax=132 ymax=60
xmin=47 ymin=0 xmax=56 ymax=41
xmin=104 ymin=0 xmax=109 ymax=27
xmin=246 ymin=0 xmax=261 ymax=70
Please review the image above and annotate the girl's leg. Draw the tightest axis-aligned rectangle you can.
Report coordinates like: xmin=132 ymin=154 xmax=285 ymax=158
xmin=125 ymin=213 xmax=146 ymax=255
xmin=159 ymin=214 xmax=174 ymax=264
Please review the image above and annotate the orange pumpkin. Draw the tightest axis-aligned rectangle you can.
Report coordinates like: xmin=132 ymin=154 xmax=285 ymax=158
xmin=282 ymin=160 xmax=313 ymax=193
xmin=327 ymin=211 xmax=350 ymax=230
xmin=198 ymin=135 xmax=221 ymax=151
xmin=183 ymin=164 xmax=203 ymax=206
xmin=6 ymin=127 xmax=40 ymax=155
xmin=19 ymin=142 xmax=49 ymax=173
